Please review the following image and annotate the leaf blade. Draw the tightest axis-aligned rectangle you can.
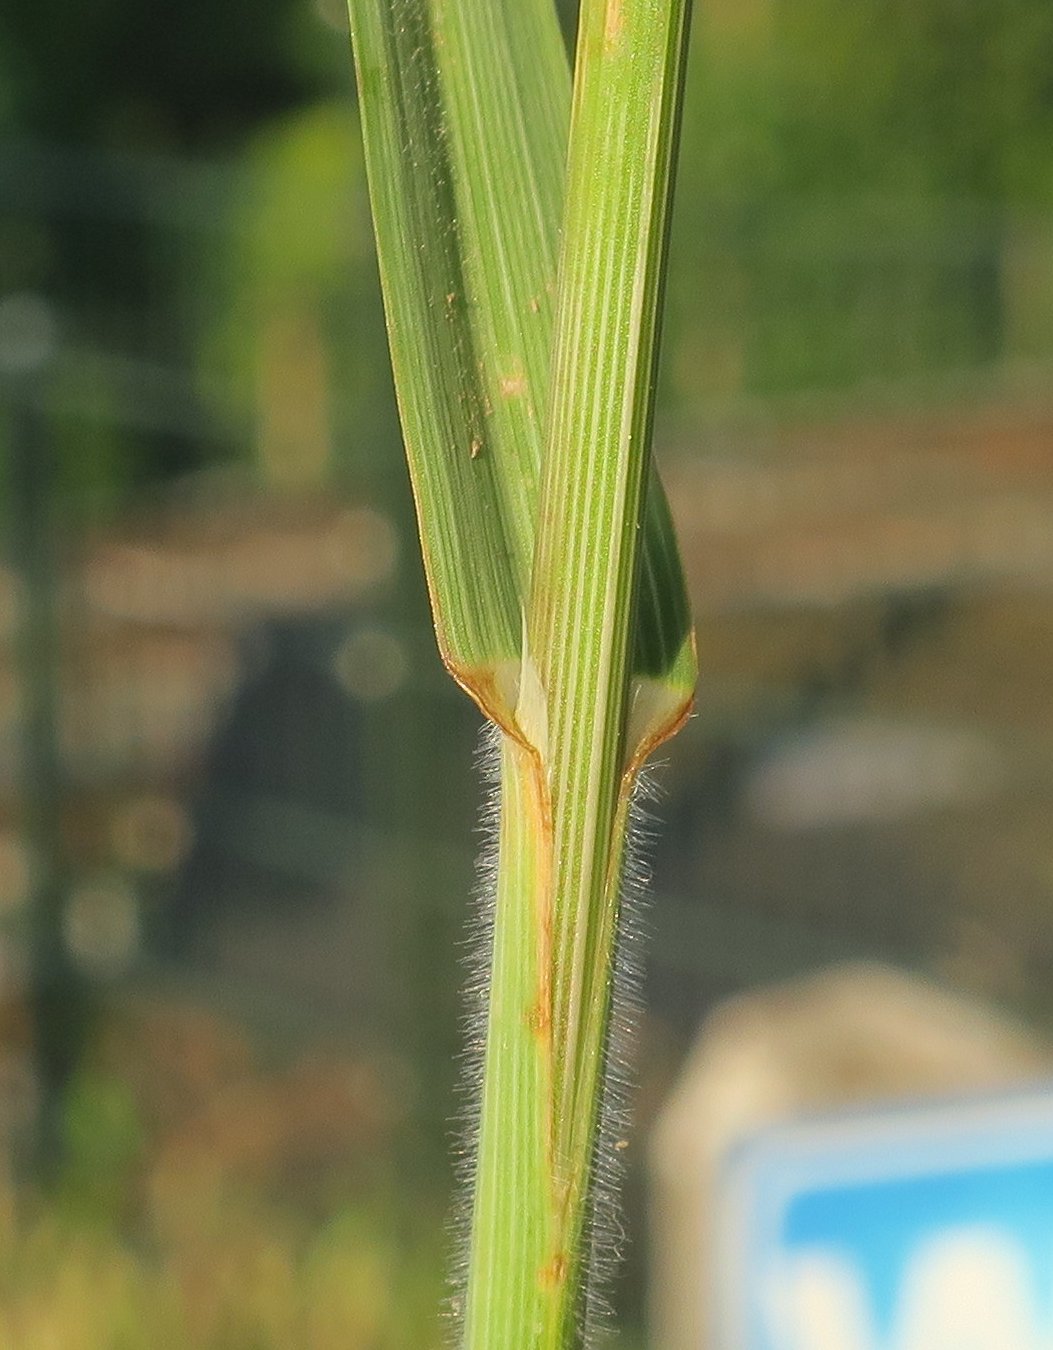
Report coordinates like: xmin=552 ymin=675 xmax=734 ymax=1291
xmin=348 ymin=2 xmax=523 ymax=712
xmin=348 ymin=0 xmax=695 ymax=728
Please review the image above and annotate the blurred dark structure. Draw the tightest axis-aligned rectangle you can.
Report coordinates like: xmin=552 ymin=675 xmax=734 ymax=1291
xmin=172 ymin=615 xmax=362 ymax=946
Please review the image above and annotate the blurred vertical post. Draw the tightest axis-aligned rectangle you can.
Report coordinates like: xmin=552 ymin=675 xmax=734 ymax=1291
xmin=0 ymin=295 xmax=82 ymax=1178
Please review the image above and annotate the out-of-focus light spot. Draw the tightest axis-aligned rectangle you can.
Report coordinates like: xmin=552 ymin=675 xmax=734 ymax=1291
xmin=0 ymin=294 xmax=58 ymax=375
xmin=0 ymin=835 xmax=30 ymax=913
xmin=334 ymin=628 xmax=408 ymax=702
xmin=64 ymin=879 xmax=141 ymax=979
xmin=314 ymin=0 xmax=348 ymax=34
xmin=111 ymin=796 xmax=193 ymax=873
xmin=745 ymin=720 xmax=1005 ymax=831
xmin=330 ymin=507 xmax=399 ymax=592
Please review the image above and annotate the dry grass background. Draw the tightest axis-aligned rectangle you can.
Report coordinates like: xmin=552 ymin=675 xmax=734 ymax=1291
xmin=0 ymin=996 xmax=447 ymax=1349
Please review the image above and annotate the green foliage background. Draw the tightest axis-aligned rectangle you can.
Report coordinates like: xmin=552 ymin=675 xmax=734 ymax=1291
xmin=2 ymin=0 xmax=1052 ymax=507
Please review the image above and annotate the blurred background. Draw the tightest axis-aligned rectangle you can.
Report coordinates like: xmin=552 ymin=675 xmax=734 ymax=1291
xmin=0 ymin=0 xmax=1052 ymax=1344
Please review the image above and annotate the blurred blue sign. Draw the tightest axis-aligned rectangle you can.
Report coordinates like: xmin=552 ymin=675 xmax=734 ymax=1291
xmin=713 ymin=1086 xmax=1053 ymax=1350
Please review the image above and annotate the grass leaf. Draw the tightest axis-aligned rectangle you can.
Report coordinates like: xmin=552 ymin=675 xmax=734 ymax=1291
xmin=347 ymin=1 xmax=696 ymax=1343
xmin=347 ymin=0 xmax=694 ymax=736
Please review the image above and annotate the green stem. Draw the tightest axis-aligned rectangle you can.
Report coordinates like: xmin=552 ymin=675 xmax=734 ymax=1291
xmin=463 ymin=736 xmax=552 ymax=1345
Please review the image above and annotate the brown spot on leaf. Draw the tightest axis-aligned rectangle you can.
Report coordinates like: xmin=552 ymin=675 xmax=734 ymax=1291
xmin=500 ymin=371 xmax=527 ymax=400
xmin=604 ymin=0 xmax=624 ymax=49
xmin=525 ymin=999 xmax=550 ymax=1040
